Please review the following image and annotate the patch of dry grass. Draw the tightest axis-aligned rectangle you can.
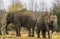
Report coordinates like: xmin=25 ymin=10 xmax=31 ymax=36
xmin=0 ymin=31 xmax=60 ymax=39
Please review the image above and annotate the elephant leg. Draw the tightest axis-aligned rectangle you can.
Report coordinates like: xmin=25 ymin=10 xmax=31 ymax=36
xmin=37 ymin=29 xmax=40 ymax=38
xmin=28 ymin=28 xmax=31 ymax=37
xmin=0 ymin=27 xmax=2 ymax=35
xmin=15 ymin=24 xmax=19 ymax=36
xmin=0 ymin=30 xmax=2 ymax=35
xmin=15 ymin=27 xmax=19 ymax=36
xmin=42 ymin=30 xmax=46 ymax=38
xmin=48 ymin=31 xmax=50 ymax=38
xmin=5 ymin=23 xmax=9 ymax=35
xmin=31 ymin=27 xmax=34 ymax=37
xmin=15 ymin=23 xmax=21 ymax=36
xmin=18 ymin=26 xmax=21 ymax=36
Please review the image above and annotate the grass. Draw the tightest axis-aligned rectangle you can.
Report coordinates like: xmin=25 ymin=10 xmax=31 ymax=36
xmin=0 ymin=31 xmax=60 ymax=39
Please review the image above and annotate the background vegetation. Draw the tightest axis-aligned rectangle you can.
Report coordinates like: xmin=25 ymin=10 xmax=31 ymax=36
xmin=52 ymin=0 xmax=60 ymax=32
xmin=0 ymin=0 xmax=60 ymax=32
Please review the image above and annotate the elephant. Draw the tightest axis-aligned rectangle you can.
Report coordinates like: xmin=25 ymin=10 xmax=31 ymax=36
xmin=47 ymin=15 xmax=57 ymax=38
xmin=36 ymin=13 xmax=48 ymax=38
xmin=5 ymin=11 xmax=37 ymax=37
xmin=36 ymin=13 xmax=57 ymax=38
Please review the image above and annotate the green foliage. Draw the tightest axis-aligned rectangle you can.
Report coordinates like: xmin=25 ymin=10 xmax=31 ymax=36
xmin=57 ymin=24 xmax=60 ymax=32
xmin=53 ymin=7 xmax=60 ymax=32
xmin=8 ymin=23 xmax=15 ymax=31
xmin=10 ymin=23 xmax=15 ymax=29
xmin=8 ymin=2 xmax=23 ymax=12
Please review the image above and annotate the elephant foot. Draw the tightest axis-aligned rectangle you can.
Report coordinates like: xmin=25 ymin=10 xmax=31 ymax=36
xmin=28 ymin=35 xmax=31 ymax=37
xmin=48 ymin=36 xmax=50 ymax=39
xmin=28 ymin=35 xmax=33 ymax=37
xmin=31 ymin=35 xmax=34 ymax=37
xmin=16 ymin=34 xmax=21 ymax=37
xmin=6 ymin=32 xmax=9 ymax=35
xmin=37 ymin=36 xmax=40 ymax=38
xmin=0 ymin=33 xmax=2 ymax=35
xmin=37 ymin=34 xmax=40 ymax=38
xmin=48 ymin=36 xmax=52 ymax=39
xmin=48 ymin=38 xmax=52 ymax=39
xmin=28 ymin=34 xmax=33 ymax=37
xmin=37 ymin=35 xmax=40 ymax=38
xmin=28 ymin=34 xmax=34 ymax=37
xmin=43 ymin=36 xmax=46 ymax=38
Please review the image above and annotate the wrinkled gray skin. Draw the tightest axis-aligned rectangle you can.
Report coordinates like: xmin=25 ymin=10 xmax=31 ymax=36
xmin=36 ymin=14 xmax=57 ymax=38
xmin=37 ymin=16 xmax=47 ymax=38
xmin=5 ymin=11 xmax=37 ymax=37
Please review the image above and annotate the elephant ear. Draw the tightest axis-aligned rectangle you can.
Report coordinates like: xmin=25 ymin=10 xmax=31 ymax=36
xmin=48 ymin=15 xmax=57 ymax=31
xmin=48 ymin=21 xmax=53 ymax=26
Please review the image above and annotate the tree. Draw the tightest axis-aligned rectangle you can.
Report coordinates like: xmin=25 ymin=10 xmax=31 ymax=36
xmin=0 ymin=0 xmax=4 ymax=10
xmin=39 ymin=0 xmax=46 ymax=12
xmin=8 ymin=2 xmax=23 ymax=12
xmin=52 ymin=0 xmax=60 ymax=32
xmin=29 ymin=0 xmax=34 ymax=11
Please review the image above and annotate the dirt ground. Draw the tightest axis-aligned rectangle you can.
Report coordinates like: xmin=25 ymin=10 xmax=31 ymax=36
xmin=0 ymin=31 xmax=60 ymax=39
